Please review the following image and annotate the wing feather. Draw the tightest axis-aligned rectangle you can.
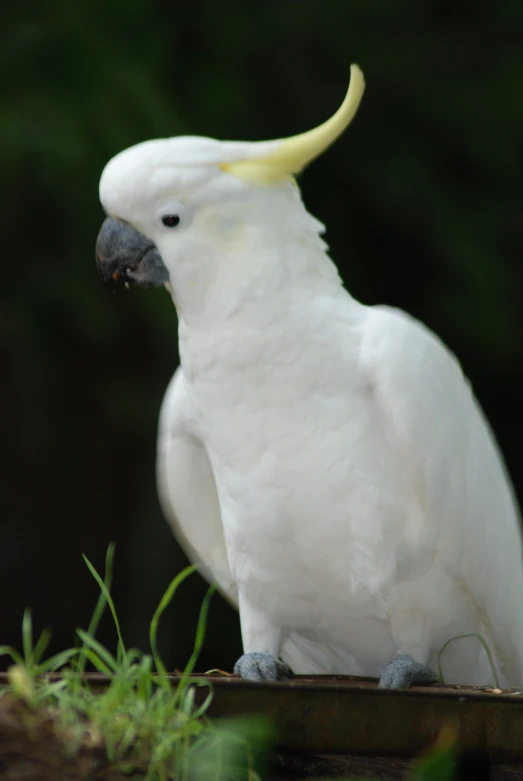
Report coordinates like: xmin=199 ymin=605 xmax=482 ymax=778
xmin=362 ymin=305 xmax=523 ymax=683
xmin=156 ymin=368 xmax=238 ymax=605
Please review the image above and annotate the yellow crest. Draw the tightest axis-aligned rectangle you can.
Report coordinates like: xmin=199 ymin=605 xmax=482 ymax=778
xmin=221 ymin=64 xmax=365 ymax=184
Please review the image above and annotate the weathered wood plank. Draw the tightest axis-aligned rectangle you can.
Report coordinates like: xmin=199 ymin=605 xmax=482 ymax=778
xmin=2 ymin=673 xmax=523 ymax=778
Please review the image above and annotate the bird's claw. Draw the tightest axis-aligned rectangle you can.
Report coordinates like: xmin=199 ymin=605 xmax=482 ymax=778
xmin=234 ymin=652 xmax=290 ymax=681
xmin=378 ymin=653 xmax=439 ymax=689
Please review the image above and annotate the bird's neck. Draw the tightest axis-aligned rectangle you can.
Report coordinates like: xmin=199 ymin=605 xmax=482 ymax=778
xmin=169 ymin=190 xmax=346 ymax=331
xmin=177 ymin=243 xmax=339 ymax=322
xmin=173 ymin=239 xmax=363 ymax=386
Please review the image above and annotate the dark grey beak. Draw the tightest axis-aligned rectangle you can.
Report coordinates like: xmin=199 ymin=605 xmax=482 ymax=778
xmin=95 ymin=216 xmax=170 ymax=288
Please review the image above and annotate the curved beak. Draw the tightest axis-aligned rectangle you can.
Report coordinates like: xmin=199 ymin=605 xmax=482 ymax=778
xmin=95 ymin=217 xmax=170 ymax=288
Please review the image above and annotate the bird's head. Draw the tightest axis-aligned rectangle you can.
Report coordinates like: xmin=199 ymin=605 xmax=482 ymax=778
xmin=95 ymin=65 xmax=365 ymax=313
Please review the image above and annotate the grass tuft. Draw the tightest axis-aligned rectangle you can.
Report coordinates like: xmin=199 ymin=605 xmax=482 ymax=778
xmin=0 ymin=546 xmax=267 ymax=780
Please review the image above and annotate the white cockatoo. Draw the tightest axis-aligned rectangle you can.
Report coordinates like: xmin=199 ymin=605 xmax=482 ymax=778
xmin=96 ymin=65 xmax=523 ymax=688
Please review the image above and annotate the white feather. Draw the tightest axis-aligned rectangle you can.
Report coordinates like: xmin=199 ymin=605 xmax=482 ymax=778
xmin=157 ymin=367 xmax=237 ymax=605
xmin=100 ymin=133 xmax=523 ymax=687
xmin=157 ymin=294 xmax=523 ymax=685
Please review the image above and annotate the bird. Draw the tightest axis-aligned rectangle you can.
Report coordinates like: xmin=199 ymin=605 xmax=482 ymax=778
xmin=95 ymin=65 xmax=523 ymax=688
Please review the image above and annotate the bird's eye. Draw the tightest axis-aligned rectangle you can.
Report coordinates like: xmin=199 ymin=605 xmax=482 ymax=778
xmin=161 ymin=214 xmax=181 ymax=228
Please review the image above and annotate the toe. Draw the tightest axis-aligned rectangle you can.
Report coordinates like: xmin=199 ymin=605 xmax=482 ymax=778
xmin=379 ymin=654 xmax=439 ymax=689
xmin=234 ymin=652 xmax=289 ymax=681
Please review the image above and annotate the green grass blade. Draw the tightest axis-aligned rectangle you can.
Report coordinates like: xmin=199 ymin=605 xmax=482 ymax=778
xmin=192 ymin=685 xmax=214 ymax=720
xmin=34 ymin=648 xmax=79 ymax=675
xmin=21 ymin=609 xmax=33 ymax=669
xmin=183 ymin=585 xmax=216 ymax=678
xmin=0 ymin=646 xmax=24 ymax=666
xmin=181 ymin=686 xmax=195 ymax=715
xmin=173 ymin=585 xmax=215 ymax=710
xmin=83 ymin=548 xmax=126 ymax=663
xmin=136 ymin=655 xmax=153 ymax=701
xmin=73 ymin=544 xmax=115 ymax=689
xmin=149 ymin=564 xmax=197 ymax=683
xmin=437 ymin=633 xmax=499 ymax=687
xmin=32 ymin=627 xmax=52 ymax=666
xmin=76 ymin=629 xmax=118 ymax=673
xmin=74 ymin=646 xmax=114 ymax=677
xmin=123 ymin=648 xmax=143 ymax=666
xmin=87 ymin=542 xmax=115 ymax=639
xmin=34 ymin=678 xmax=69 ymax=702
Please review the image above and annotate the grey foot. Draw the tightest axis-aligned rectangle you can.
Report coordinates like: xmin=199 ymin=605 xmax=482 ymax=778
xmin=378 ymin=654 xmax=439 ymax=689
xmin=234 ymin=652 xmax=290 ymax=681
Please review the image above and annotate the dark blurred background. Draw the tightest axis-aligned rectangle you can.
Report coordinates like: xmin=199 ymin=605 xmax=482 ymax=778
xmin=2 ymin=0 xmax=523 ymax=671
